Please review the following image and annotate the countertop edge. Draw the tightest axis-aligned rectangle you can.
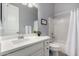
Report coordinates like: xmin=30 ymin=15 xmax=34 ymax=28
xmin=1 ymin=38 xmax=49 ymax=56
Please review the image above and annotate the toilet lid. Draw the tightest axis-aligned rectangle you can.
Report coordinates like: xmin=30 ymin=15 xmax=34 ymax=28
xmin=49 ymin=43 xmax=64 ymax=51
xmin=50 ymin=43 xmax=61 ymax=48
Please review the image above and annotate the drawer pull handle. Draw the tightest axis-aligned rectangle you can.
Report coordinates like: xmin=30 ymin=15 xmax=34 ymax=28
xmin=46 ymin=42 xmax=49 ymax=44
xmin=47 ymin=48 xmax=49 ymax=49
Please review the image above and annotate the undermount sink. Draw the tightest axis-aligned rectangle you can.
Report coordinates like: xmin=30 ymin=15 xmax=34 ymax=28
xmin=12 ymin=39 xmax=29 ymax=44
xmin=11 ymin=36 xmax=39 ymax=44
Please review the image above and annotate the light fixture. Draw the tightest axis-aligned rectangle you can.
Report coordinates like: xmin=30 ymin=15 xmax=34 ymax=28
xmin=22 ymin=3 xmax=28 ymax=5
xmin=28 ymin=3 xmax=33 ymax=8
xmin=32 ymin=3 xmax=38 ymax=8
xmin=21 ymin=3 xmax=38 ymax=8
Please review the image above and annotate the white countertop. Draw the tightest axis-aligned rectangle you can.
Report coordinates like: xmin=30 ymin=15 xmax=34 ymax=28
xmin=0 ymin=36 xmax=50 ymax=55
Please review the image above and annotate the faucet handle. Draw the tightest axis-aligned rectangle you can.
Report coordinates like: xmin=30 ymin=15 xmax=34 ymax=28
xmin=17 ymin=32 xmax=20 ymax=34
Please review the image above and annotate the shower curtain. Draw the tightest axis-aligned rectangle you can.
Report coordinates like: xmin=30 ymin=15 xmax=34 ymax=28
xmin=65 ymin=8 xmax=79 ymax=56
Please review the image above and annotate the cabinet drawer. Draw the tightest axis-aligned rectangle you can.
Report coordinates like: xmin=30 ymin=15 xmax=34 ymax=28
xmin=44 ymin=47 xmax=49 ymax=56
xmin=6 ymin=42 xmax=43 ymax=56
xmin=30 ymin=49 xmax=43 ymax=56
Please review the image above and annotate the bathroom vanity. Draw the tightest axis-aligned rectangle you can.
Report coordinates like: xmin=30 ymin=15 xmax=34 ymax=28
xmin=0 ymin=3 xmax=50 ymax=56
xmin=0 ymin=36 xmax=50 ymax=56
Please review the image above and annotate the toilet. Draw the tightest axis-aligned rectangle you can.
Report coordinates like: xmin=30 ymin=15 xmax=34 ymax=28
xmin=49 ymin=42 xmax=64 ymax=56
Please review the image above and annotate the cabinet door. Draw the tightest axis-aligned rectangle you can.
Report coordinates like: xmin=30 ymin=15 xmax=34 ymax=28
xmin=5 ymin=42 xmax=43 ymax=56
xmin=44 ymin=40 xmax=49 ymax=56
xmin=44 ymin=46 xmax=49 ymax=56
xmin=30 ymin=49 xmax=43 ymax=56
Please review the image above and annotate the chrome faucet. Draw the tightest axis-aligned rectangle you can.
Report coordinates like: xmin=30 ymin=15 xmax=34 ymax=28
xmin=17 ymin=32 xmax=24 ymax=39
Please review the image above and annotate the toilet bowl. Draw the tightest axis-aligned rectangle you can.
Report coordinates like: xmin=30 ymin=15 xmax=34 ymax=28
xmin=49 ymin=42 xmax=64 ymax=56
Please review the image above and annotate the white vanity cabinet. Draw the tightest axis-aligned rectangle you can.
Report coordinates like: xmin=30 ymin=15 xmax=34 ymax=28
xmin=4 ymin=40 xmax=49 ymax=56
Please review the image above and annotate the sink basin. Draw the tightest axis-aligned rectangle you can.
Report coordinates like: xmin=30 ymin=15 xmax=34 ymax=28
xmin=12 ymin=39 xmax=29 ymax=44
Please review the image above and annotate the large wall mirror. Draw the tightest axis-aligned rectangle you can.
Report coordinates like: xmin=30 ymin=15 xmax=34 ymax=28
xmin=1 ymin=3 xmax=38 ymax=37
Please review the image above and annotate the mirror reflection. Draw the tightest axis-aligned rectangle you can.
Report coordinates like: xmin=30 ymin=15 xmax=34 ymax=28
xmin=1 ymin=3 xmax=38 ymax=38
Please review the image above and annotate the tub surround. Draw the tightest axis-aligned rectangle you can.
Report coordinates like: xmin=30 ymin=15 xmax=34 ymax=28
xmin=0 ymin=36 xmax=50 ymax=56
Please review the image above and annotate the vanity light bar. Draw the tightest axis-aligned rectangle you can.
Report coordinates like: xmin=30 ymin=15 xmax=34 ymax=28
xmin=21 ymin=3 xmax=38 ymax=8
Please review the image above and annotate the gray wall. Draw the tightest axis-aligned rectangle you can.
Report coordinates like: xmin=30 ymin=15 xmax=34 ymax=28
xmin=11 ymin=3 xmax=38 ymax=33
xmin=38 ymin=3 xmax=79 ymax=36
xmin=38 ymin=3 xmax=54 ymax=36
xmin=54 ymin=3 xmax=79 ymax=16
xmin=4 ymin=3 xmax=79 ymax=36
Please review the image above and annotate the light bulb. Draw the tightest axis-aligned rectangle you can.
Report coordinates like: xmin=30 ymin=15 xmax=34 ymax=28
xmin=28 ymin=3 xmax=33 ymax=8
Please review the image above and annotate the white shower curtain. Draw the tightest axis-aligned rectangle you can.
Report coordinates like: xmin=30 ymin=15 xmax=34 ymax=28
xmin=65 ymin=8 xmax=79 ymax=56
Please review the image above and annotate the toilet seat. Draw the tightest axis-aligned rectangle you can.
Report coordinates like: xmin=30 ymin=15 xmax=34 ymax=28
xmin=49 ymin=42 xmax=64 ymax=52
